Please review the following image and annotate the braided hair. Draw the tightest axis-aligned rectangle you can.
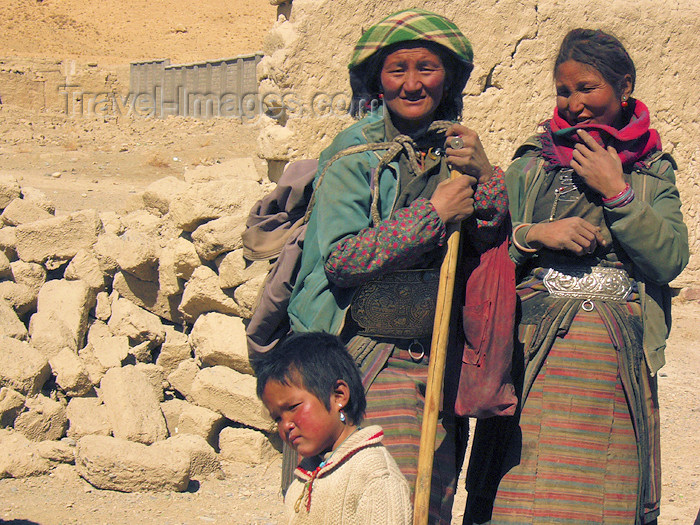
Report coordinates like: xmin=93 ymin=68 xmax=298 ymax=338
xmin=554 ymin=28 xmax=636 ymax=97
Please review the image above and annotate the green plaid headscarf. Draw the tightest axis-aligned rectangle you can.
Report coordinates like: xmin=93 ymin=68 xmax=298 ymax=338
xmin=347 ymin=9 xmax=473 ymax=120
xmin=349 ymin=9 xmax=473 ymax=70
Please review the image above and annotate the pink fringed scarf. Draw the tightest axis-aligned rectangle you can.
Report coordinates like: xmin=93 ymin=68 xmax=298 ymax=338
xmin=540 ymin=98 xmax=662 ymax=170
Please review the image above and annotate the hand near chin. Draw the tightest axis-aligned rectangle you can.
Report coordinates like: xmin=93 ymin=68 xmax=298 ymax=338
xmin=571 ymin=129 xmax=627 ymax=198
xmin=444 ymin=124 xmax=492 ymax=184
xmin=527 ymin=217 xmax=607 ymax=256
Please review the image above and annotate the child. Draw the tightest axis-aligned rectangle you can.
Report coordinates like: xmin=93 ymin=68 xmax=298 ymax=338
xmin=254 ymin=332 xmax=412 ymax=525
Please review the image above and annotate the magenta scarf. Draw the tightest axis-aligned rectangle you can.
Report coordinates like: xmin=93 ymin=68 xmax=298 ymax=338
xmin=540 ymin=98 xmax=662 ymax=170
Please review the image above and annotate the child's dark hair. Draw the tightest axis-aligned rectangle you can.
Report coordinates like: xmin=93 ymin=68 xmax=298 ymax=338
xmin=253 ymin=332 xmax=366 ymax=425
xmin=554 ymin=28 xmax=636 ymax=97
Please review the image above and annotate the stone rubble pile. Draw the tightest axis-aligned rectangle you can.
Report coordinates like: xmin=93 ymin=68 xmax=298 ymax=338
xmin=0 ymin=163 xmax=282 ymax=492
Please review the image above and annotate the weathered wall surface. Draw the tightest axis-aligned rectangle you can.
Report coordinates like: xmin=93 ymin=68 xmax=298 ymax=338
xmin=257 ymin=0 xmax=700 ymax=285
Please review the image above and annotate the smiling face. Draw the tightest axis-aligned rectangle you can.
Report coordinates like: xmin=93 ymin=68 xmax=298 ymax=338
xmin=380 ymin=45 xmax=446 ymax=134
xmin=554 ymin=59 xmax=632 ymax=128
xmin=261 ymin=378 xmax=348 ymax=459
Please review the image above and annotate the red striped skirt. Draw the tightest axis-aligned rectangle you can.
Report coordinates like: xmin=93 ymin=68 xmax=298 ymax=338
xmin=489 ymin=305 xmax=660 ymax=524
xmin=346 ymin=337 xmax=469 ymax=525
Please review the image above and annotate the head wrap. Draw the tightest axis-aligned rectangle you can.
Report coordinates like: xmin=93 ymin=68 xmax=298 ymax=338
xmin=348 ymin=9 xmax=473 ymax=120
xmin=349 ymin=9 xmax=473 ymax=70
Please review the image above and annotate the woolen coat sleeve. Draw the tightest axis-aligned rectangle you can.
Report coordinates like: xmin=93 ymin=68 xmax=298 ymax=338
xmin=604 ymin=158 xmax=689 ymax=285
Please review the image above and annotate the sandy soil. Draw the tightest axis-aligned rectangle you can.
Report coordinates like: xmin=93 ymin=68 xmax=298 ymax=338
xmin=0 ymin=1 xmax=698 ymax=523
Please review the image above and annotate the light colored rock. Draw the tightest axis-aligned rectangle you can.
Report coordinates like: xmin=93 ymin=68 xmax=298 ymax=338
xmin=0 ymin=174 xmax=21 ymax=210
xmin=0 ymin=226 xmax=17 ymax=260
xmin=156 ymin=326 xmax=192 ymax=376
xmin=94 ymin=291 xmax=111 ymax=321
xmin=14 ymin=394 xmax=68 ymax=441
xmin=0 ymin=281 xmax=36 ymax=316
xmin=49 ymin=348 xmax=93 ymax=397
xmin=233 ymin=273 xmax=266 ymax=317
xmin=190 ymin=312 xmax=252 ymax=374
xmin=176 ymin=403 xmax=225 ymax=448
xmin=143 ymin=176 xmax=189 ymax=216
xmin=92 ymin=233 xmax=121 ymax=274
xmin=78 ymin=337 xmax=129 ymax=386
xmin=10 ymin=260 xmax=46 ymax=293
xmin=115 ymin=232 xmax=159 ymax=282
xmin=134 ymin=363 xmax=165 ymax=401
xmin=167 ymin=179 xmax=263 ymax=232
xmin=108 ymin=297 xmax=165 ymax=348
xmin=0 ymin=299 xmax=28 ymax=340
xmin=35 ymin=278 xmax=93 ymax=332
xmin=171 ymin=237 xmax=201 ymax=280
xmin=152 ymin=434 xmax=223 ymax=479
xmin=0 ymin=387 xmax=25 ymax=428
xmin=66 ymin=397 xmax=112 ymax=438
xmin=216 ymin=249 xmax=270 ymax=289
xmin=86 ymin=319 xmax=112 ymax=343
xmin=20 ymin=187 xmax=55 ymax=215
xmin=91 ymin=335 xmax=130 ymax=368
xmin=15 ymin=209 xmax=102 ymax=265
xmin=76 ymin=434 xmax=189 ymax=492
xmin=160 ymin=398 xmax=188 ymax=437
xmin=1 ymin=198 xmax=53 ymax=226
xmin=191 ymin=216 xmax=245 ymax=261
xmin=130 ymin=341 xmax=154 ymax=364
xmin=99 ymin=365 xmax=167 ymax=445
xmin=28 ymin=313 xmax=77 ymax=359
xmin=183 ymin=158 xmax=262 ymax=184
xmin=29 ymin=279 xmax=93 ymax=357
xmin=166 ymin=359 xmax=199 ymax=401
xmin=0 ymin=336 xmax=50 ymax=395
xmin=218 ymin=427 xmax=278 ymax=465
xmin=0 ymin=428 xmax=52 ymax=479
xmin=157 ymin=242 xmax=184 ymax=296
xmin=179 ymin=265 xmax=245 ymax=321
xmin=190 ymin=366 xmax=273 ymax=432
xmin=99 ymin=211 xmax=125 ymax=236
xmin=35 ymin=439 xmax=75 ymax=465
xmin=120 ymin=209 xmax=179 ymax=243
xmin=112 ymin=271 xmax=184 ymax=324
xmin=64 ymin=249 xmax=106 ymax=292
xmin=0 ymin=250 xmax=10 ymax=279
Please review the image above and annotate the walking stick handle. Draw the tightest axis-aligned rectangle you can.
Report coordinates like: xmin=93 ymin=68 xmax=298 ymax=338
xmin=413 ymin=168 xmax=463 ymax=524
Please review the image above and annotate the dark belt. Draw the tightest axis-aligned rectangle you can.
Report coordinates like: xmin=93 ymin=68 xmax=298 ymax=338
xmin=350 ymin=268 xmax=439 ymax=339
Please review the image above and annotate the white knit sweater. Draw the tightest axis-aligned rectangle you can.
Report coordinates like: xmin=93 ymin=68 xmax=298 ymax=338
xmin=284 ymin=425 xmax=412 ymax=525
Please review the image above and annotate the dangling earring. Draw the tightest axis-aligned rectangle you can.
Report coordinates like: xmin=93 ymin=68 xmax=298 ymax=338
xmin=339 ymin=406 xmax=346 ymax=423
xmin=621 ymin=96 xmax=629 ymax=108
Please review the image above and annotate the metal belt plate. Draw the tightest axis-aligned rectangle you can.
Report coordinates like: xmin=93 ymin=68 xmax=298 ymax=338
xmin=543 ymin=266 xmax=632 ymax=302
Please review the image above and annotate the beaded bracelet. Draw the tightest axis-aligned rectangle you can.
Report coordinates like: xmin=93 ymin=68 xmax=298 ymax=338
xmin=512 ymin=223 xmax=539 ymax=253
xmin=602 ymin=183 xmax=635 ymax=208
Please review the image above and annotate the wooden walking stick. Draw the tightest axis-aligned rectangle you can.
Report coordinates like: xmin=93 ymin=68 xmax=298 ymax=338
xmin=413 ymin=137 xmax=465 ymax=525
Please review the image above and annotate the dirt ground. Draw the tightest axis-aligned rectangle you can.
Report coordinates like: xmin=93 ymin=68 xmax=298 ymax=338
xmin=0 ymin=1 xmax=698 ymax=524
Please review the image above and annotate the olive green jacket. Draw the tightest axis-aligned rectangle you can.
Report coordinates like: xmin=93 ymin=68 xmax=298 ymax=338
xmin=506 ymin=136 xmax=689 ymax=374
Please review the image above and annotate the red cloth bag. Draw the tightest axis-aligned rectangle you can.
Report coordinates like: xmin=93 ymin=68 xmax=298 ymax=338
xmin=454 ymin=226 xmax=517 ymax=418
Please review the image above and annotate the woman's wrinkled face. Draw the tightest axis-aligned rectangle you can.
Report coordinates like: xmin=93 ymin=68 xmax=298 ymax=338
xmin=380 ymin=46 xmax=446 ymax=133
xmin=554 ymin=59 xmax=628 ymax=128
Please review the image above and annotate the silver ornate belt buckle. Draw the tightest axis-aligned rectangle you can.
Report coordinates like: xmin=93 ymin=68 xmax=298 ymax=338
xmin=543 ymin=266 xmax=632 ymax=302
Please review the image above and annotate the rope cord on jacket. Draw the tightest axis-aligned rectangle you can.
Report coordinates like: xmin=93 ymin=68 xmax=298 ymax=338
xmin=303 ymin=120 xmax=453 ymax=225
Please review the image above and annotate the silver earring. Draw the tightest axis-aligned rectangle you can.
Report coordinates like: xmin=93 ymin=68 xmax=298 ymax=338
xmin=339 ymin=409 xmax=346 ymax=423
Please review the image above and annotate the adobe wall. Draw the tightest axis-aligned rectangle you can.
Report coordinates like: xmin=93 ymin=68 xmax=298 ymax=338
xmin=257 ymin=0 xmax=700 ymax=286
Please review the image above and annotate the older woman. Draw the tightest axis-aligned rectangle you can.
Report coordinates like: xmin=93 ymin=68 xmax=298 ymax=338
xmin=465 ymin=29 xmax=688 ymax=525
xmin=287 ymin=9 xmax=509 ymax=523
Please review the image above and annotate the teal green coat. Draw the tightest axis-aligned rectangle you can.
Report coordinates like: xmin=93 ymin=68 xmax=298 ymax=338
xmin=505 ymin=136 xmax=689 ymax=374
xmin=288 ymin=112 xmax=408 ymax=334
